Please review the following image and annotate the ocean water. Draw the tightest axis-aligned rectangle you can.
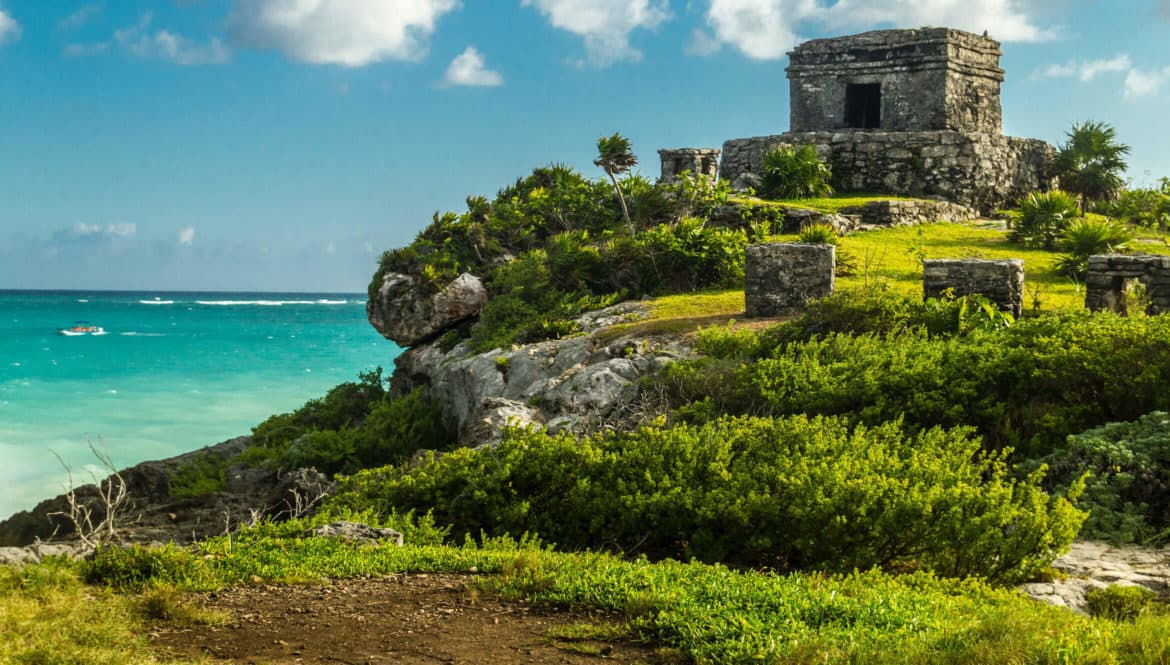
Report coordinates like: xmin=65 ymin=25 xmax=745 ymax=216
xmin=0 ymin=290 xmax=399 ymax=520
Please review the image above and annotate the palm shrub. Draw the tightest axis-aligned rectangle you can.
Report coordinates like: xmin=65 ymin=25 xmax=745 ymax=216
xmin=759 ymin=145 xmax=833 ymax=200
xmin=1056 ymin=120 xmax=1130 ymax=215
xmin=1011 ymin=190 xmax=1080 ymax=249
xmin=797 ymin=222 xmax=838 ymax=244
xmin=595 ymin=132 xmax=639 ymax=232
xmin=1054 ymin=217 xmax=1133 ymax=279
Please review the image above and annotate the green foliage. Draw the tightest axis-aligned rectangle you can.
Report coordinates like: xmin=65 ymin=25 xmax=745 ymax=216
xmin=1011 ymin=190 xmax=1081 ymax=249
xmin=1040 ymin=412 xmax=1170 ymax=544
xmin=331 ymin=414 xmax=1083 ymax=583
xmin=1055 ymin=216 xmax=1133 ymax=279
xmin=759 ymin=145 xmax=834 ymax=200
xmin=660 ymin=170 xmax=731 ymax=221
xmin=250 ymin=367 xmax=387 ymax=453
xmin=1056 ymin=120 xmax=1131 ymax=213
xmin=1100 ymin=182 xmax=1170 ymax=227
xmin=797 ymin=222 xmax=838 ymax=244
xmin=661 ymin=312 xmax=1170 ymax=457
xmin=167 ymin=451 xmax=229 ymax=498
xmin=1086 ymin=585 xmax=1159 ymax=621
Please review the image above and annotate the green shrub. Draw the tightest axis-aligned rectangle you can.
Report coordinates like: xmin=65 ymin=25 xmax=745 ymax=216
xmin=661 ymin=170 xmax=731 ymax=221
xmin=250 ymin=367 xmax=387 ymax=455
xmin=759 ymin=145 xmax=834 ymax=200
xmin=1011 ymin=191 xmax=1081 ymax=250
xmin=1040 ymin=412 xmax=1170 ymax=544
xmin=1086 ymin=585 xmax=1158 ymax=621
xmin=1055 ymin=216 xmax=1133 ymax=279
xmin=333 ymin=414 xmax=1083 ymax=583
xmin=1100 ymin=184 xmax=1170 ymax=227
xmin=797 ymin=222 xmax=838 ymax=244
xmin=661 ymin=312 xmax=1170 ymax=457
xmin=167 ymin=452 xmax=229 ymax=499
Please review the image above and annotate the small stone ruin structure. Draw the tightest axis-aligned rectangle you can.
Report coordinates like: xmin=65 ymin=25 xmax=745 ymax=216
xmin=923 ymin=259 xmax=1024 ymax=318
xmin=745 ymin=243 xmax=835 ymax=317
xmin=658 ymin=148 xmax=720 ymax=181
xmin=1085 ymin=255 xmax=1170 ymax=315
xmin=717 ymin=28 xmax=1056 ymax=213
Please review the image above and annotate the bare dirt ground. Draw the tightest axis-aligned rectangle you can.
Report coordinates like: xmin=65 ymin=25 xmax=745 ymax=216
xmin=151 ymin=573 xmax=658 ymax=665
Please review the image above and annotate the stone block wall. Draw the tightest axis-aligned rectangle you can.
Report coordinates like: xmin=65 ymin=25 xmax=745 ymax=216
xmin=838 ymin=199 xmax=977 ymax=228
xmin=745 ymin=243 xmax=835 ymax=317
xmin=1085 ymin=254 xmax=1170 ymax=315
xmin=720 ymin=130 xmax=1055 ymax=213
xmin=658 ymin=148 xmax=720 ymax=181
xmin=787 ymin=28 xmax=1003 ymax=134
xmin=923 ymin=259 xmax=1024 ymax=318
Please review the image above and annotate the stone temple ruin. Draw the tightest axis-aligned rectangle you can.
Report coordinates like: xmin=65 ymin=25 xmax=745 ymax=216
xmin=663 ymin=28 xmax=1057 ymax=214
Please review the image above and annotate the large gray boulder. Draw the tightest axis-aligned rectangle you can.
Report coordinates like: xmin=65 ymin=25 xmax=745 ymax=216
xmin=391 ymin=302 xmax=694 ymax=447
xmin=367 ymin=272 xmax=488 ymax=347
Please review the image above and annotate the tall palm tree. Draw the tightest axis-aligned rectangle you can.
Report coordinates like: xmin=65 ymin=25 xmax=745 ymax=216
xmin=594 ymin=132 xmax=638 ymax=233
xmin=1055 ymin=120 xmax=1130 ymax=215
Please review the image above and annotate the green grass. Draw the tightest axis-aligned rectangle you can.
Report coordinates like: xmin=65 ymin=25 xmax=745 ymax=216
xmin=731 ymin=192 xmax=922 ymax=213
xmin=40 ymin=519 xmax=1170 ymax=664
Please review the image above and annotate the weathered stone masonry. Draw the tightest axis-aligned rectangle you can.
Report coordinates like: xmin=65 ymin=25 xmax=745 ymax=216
xmin=1085 ymin=255 xmax=1170 ymax=315
xmin=658 ymin=148 xmax=720 ymax=181
xmin=923 ymin=259 xmax=1024 ymax=318
xmin=717 ymin=28 xmax=1056 ymax=213
xmin=745 ymin=243 xmax=835 ymax=317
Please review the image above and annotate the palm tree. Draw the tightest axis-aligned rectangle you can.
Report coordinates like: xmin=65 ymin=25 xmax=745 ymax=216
xmin=1055 ymin=120 xmax=1130 ymax=215
xmin=594 ymin=132 xmax=638 ymax=233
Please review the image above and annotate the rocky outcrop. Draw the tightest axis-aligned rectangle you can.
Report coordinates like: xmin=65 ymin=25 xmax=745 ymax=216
xmin=308 ymin=521 xmax=404 ymax=547
xmin=0 ymin=437 xmax=335 ymax=548
xmin=1019 ymin=541 xmax=1170 ymax=613
xmin=391 ymin=302 xmax=694 ymax=447
xmin=367 ymin=272 xmax=488 ymax=347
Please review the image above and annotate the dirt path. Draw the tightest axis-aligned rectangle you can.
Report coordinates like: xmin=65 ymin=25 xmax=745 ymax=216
xmin=151 ymin=573 xmax=657 ymax=664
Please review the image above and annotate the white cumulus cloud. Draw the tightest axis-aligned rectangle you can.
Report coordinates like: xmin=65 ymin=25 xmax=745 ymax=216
xmin=227 ymin=0 xmax=460 ymax=67
xmin=1125 ymin=66 xmax=1170 ymax=100
xmin=178 ymin=226 xmax=196 ymax=246
xmin=699 ymin=0 xmax=1054 ymax=61
xmin=116 ymin=13 xmax=230 ymax=65
xmin=0 ymin=8 xmax=20 ymax=45
xmin=442 ymin=46 xmax=503 ymax=87
xmin=522 ymin=0 xmax=670 ymax=67
xmin=1036 ymin=55 xmax=1132 ymax=82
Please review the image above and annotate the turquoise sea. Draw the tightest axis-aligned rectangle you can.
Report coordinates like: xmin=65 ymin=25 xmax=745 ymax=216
xmin=0 ymin=290 xmax=398 ymax=520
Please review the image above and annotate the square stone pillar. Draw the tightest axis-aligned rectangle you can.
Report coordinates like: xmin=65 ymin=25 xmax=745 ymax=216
xmin=745 ymin=243 xmax=836 ymax=317
xmin=923 ymin=259 xmax=1024 ymax=318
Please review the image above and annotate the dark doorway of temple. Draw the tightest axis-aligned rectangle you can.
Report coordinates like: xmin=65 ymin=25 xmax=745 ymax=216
xmin=845 ymin=83 xmax=882 ymax=129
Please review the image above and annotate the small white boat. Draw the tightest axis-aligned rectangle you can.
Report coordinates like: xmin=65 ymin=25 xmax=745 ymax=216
xmin=58 ymin=321 xmax=106 ymax=336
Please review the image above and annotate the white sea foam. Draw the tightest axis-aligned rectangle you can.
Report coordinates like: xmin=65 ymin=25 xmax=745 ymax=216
xmin=139 ymin=299 xmax=174 ymax=305
xmin=195 ymin=299 xmax=348 ymax=306
xmin=120 ymin=332 xmax=165 ymax=337
xmin=77 ymin=299 xmax=88 ymax=303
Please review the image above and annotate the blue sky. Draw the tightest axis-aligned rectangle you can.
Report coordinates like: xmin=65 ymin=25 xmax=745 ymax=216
xmin=1 ymin=0 xmax=1168 ymax=292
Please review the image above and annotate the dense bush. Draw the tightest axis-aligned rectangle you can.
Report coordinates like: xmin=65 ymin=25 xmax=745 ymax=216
xmin=240 ymin=370 xmax=453 ymax=477
xmin=759 ymin=145 xmax=834 ymax=200
xmin=1041 ymin=412 xmax=1170 ymax=544
xmin=1010 ymin=190 xmax=1080 ymax=249
xmin=1086 ymin=585 xmax=1159 ymax=621
xmin=1054 ymin=216 xmax=1132 ymax=279
xmin=329 ymin=414 xmax=1083 ymax=583
xmin=1099 ymin=181 xmax=1170 ymax=227
xmin=660 ymin=311 xmax=1170 ymax=457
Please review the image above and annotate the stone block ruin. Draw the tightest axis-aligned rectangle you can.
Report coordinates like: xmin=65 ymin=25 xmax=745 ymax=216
xmin=658 ymin=148 xmax=720 ymax=181
xmin=745 ymin=243 xmax=836 ymax=317
xmin=923 ymin=259 xmax=1024 ymax=318
xmin=1085 ymin=255 xmax=1170 ymax=315
xmin=663 ymin=28 xmax=1057 ymax=214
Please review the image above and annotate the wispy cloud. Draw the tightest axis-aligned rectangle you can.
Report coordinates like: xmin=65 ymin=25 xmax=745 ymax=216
xmin=53 ymin=223 xmax=137 ymax=244
xmin=59 ymin=4 xmax=102 ymax=31
xmin=115 ymin=13 xmax=230 ymax=66
xmin=64 ymin=42 xmax=110 ymax=57
xmin=227 ymin=0 xmax=460 ymax=67
xmin=521 ymin=0 xmax=670 ymax=67
xmin=0 ymin=7 xmax=20 ymax=46
xmin=442 ymin=46 xmax=503 ymax=87
xmin=178 ymin=226 xmax=195 ymax=246
xmin=1125 ymin=66 xmax=1170 ymax=100
xmin=1035 ymin=55 xmax=1132 ymax=82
